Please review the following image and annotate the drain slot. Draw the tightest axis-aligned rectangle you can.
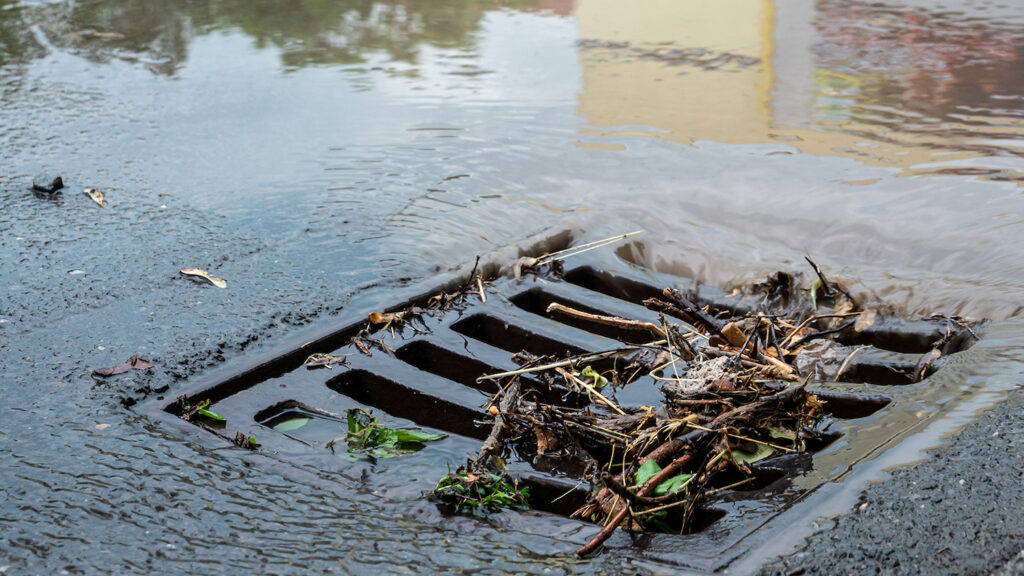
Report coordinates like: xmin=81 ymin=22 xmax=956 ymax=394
xmin=509 ymin=288 xmax=656 ymax=344
xmin=451 ymin=314 xmax=588 ymax=358
xmin=327 ymin=370 xmax=487 ymax=440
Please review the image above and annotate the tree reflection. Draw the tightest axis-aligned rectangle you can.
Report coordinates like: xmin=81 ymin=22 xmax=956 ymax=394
xmin=0 ymin=0 xmax=543 ymax=76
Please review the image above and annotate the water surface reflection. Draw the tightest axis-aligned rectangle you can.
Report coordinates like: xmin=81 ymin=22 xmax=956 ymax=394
xmin=576 ymin=0 xmax=1024 ymax=181
xmin=1 ymin=0 xmax=1023 ymax=573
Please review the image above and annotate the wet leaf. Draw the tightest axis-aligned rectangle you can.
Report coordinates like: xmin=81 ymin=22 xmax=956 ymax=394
xmin=810 ymin=278 xmax=822 ymax=310
xmin=92 ymin=355 xmax=153 ymax=376
xmin=651 ymin=473 xmax=693 ymax=496
xmin=635 ymin=459 xmax=661 ymax=486
xmin=347 ymin=408 xmax=375 ymax=435
xmin=534 ymin=427 xmax=558 ymax=455
xmin=635 ymin=460 xmax=691 ymax=495
xmin=197 ymin=408 xmax=225 ymax=424
xmin=731 ymin=444 xmax=774 ymax=465
xmin=83 ymin=188 xmax=105 ymax=207
xmin=855 ymin=309 xmax=877 ymax=333
xmin=344 ymin=408 xmax=444 ymax=457
xmin=179 ymin=268 xmax=227 ymax=289
xmin=274 ymin=417 xmax=309 ymax=432
xmin=581 ymin=365 xmax=608 ymax=388
xmin=396 ymin=429 xmax=447 ymax=443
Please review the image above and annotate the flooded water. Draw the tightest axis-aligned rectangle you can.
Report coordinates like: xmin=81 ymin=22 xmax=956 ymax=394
xmin=1 ymin=0 xmax=1022 ymax=573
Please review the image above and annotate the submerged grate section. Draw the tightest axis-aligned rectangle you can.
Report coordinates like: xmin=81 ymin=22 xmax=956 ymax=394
xmin=140 ymin=249 xmax=980 ymax=573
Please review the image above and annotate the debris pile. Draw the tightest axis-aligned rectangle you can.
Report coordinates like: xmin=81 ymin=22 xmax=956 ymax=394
xmin=432 ymin=254 xmax=935 ymax=556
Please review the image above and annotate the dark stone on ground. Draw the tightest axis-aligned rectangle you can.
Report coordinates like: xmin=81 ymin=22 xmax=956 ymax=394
xmin=32 ymin=173 xmax=63 ymax=193
xmin=761 ymin=388 xmax=1024 ymax=576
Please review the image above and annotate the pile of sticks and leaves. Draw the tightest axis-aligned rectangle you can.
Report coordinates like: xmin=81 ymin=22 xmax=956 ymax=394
xmin=432 ymin=255 xmax=885 ymax=556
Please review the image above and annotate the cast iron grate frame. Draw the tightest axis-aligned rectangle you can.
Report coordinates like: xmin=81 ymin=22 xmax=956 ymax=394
xmin=138 ymin=249 xmax=980 ymax=573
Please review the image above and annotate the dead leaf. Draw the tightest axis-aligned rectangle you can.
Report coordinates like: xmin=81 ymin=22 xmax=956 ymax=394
xmin=854 ymin=309 xmax=877 ymax=333
xmin=93 ymin=355 xmax=153 ymax=376
xmin=180 ymin=268 xmax=227 ymax=289
xmin=535 ymin=427 xmax=558 ymax=455
xmin=368 ymin=311 xmax=404 ymax=325
xmin=83 ymin=188 xmax=105 ymax=207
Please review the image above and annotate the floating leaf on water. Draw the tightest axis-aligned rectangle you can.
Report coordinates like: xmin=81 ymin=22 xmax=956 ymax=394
xmin=395 ymin=429 xmax=447 ymax=443
xmin=343 ymin=408 xmax=446 ymax=458
xmin=83 ymin=188 xmax=105 ymax=207
xmin=92 ymin=355 xmax=153 ymax=376
xmin=731 ymin=443 xmax=774 ymax=465
xmin=179 ymin=268 xmax=227 ymax=289
xmin=273 ymin=417 xmax=309 ymax=432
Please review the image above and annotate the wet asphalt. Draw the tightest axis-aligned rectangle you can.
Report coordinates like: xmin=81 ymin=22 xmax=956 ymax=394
xmin=760 ymin=388 xmax=1023 ymax=576
xmin=2 ymin=175 xmax=1020 ymax=575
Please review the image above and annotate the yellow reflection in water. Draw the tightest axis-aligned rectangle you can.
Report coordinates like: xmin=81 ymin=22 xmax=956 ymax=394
xmin=573 ymin=0 xmax=1024 ymax=183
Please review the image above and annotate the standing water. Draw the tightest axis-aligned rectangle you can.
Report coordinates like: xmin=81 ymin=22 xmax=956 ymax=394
xmin=0 ymin=0 xmax=1022 ymax=573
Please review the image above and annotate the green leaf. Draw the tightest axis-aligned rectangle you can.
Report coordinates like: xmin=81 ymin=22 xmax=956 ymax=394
xmin=347 ymin=409 xmax=374 ymax=434
xmin=273 ymin=417 xmax=309 ymax=432
xmin=732 ymin=444 xmax=775 ymax=465
xmin=635 ymin=459 xmax=661 ymax=486
xmin=395 ymin=429 xmax=447 ymax=443
xmin=810 ymin=278 xmax=822 ymax=310
xmin=581 ymin=366 xmax=608 ymax=388
xmin=652 ymin=473 xmax=693 ymax=496
xmin=196 ymin=408 xmax=226 ymax=423
xmin=375 ymin=427 xmax=399 ymax=448
xmin=247 ymin=437 xmax=261 ymax=448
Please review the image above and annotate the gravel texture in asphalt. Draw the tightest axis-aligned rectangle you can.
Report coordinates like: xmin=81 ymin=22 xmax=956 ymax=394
xmin=761 ymin=388 xmax=1024 ymax=576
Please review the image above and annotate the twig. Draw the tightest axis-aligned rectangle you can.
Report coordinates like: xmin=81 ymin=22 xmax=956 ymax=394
xmin=780 ymin=312 xmax=862 ymax=348
xmin=476 ymin=349 xmax=633 ymax=381
xmin=476 ymin=276 xmax=486 ymax=303
xmin=535 ymin=231 xmax=643 ymax=265
xmin=662 ymin=288 xmax=726 ymax=335
xmin=546 ymin=303 xmax=667 ymax=338
xmin=788 ymin=320 xmax=857 ymax=349
xmin=834 ymin=345 xmax=868 ymax=381
xmin=804 ymin=255 xmax=834 ymax=296
xmin=575 ymin=452 xmax=694 ymax=556
xmin=685 ymin=423 xmax=797 ymax=453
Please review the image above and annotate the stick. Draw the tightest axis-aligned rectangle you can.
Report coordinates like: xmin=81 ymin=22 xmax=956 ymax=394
xmin=575 ymin=452 xmax=694 ymax=556
xmin=476 ymin=276 xmax=486 ymax=303
xmin=535 ymin=231 xmax=643 ymax=265
xmin=662 ymin=288 xmax=725 ymax=335
xmin=476 ymin=349 xmax=632 ymax=381
xmin=470 ymin=378 xmax=521 ymax=473
xmin=546 ymin=303 xmax=666 ymax=338
xmin=788 ymin=320 xmax=857 ymax=349
xmin=780 ymin=312 xmax=862 ymax=348
xmin=685 ymin=423 xmax=797 ymax=453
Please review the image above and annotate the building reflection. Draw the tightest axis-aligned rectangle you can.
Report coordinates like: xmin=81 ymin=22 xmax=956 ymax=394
xmin=573 ymin=0 xmax=1024 ymax=182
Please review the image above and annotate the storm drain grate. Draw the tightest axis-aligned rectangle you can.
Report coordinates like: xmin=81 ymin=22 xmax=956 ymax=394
xmin=141 ymin=250 xmax=980 ymax=572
